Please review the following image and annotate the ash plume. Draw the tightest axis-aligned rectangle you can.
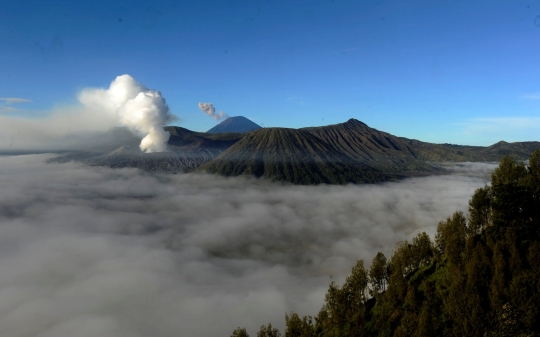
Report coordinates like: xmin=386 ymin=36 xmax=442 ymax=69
xmin=198 ymin=102 xmax=229 ymax=121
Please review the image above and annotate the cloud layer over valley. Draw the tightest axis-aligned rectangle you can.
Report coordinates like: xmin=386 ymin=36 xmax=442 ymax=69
xmin=0 ymin=155 xmax=497 ymax=336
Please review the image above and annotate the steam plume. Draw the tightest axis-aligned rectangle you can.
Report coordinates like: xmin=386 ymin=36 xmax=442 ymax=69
xmin=79 ymin=75 xmax=174 ymax=153
xmin=198 ymin=102 xmax=229 ymax=120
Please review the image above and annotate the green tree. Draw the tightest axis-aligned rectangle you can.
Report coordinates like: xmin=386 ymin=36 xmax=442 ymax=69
xmin=490 ymin=156 xmax=530 ymax=230
xmin=315 ymin=260 xmax=370 ymax=336
xmin=435 ymin=211 xmax=467 ymax=265
xmin=284 ymin=312 xmax=314 ymax=337
xmin=341 ymin=260 xmax=369 ymax=336
xmin=391 ymin=240 xmax=413 ymax=274
xmin=526 ymin=149 xmax=540 ymax=225
xmin=468 ymin=185 xmax=492 ymax=234
xmin=231 ymin=327 xmax=250 ymax=337
xmin=257 ymin=323 xmax=281 ymax=337
xmin=410 ymin=231 xmax=433 ymax=269
xmin=232 ymin=150 xmax=540 ymax=337
xmin=369 ymin=252 xmax=388 ymax=297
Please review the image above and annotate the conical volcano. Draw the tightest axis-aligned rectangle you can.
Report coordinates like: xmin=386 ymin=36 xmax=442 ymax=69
xmin=206 ymin=116 xmax=262 ymax=134
xmin=199 ymin=127 xmax=388 ymax=184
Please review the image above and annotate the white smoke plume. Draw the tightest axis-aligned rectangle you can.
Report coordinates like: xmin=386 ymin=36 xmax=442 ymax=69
xmin=79 ymin=75 xmax=174 ymax=153
xmin=198 ymin=102 xmax=229 ymax=121
xmin=0 ymin=75 xmax=175 ymax=153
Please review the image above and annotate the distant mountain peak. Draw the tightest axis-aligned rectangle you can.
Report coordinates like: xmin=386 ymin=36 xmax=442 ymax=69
xmin=207 ymin=116 xmax=262 ymax=134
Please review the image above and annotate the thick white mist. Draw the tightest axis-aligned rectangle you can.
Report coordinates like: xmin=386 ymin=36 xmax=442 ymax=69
xmin=0 ymin=155 xmax=498 ymax=337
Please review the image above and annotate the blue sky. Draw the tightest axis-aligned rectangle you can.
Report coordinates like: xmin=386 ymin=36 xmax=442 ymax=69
xmin=1 ymin=0 xmax=540 ymax=145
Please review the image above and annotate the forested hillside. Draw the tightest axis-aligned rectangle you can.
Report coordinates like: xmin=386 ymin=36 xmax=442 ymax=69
xmin=231 ymin=150 xmax=540 ymax=337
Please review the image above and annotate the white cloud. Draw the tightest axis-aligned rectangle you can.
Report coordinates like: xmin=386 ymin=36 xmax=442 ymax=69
xmin=0 ymin=97 xmax=32 ymax=104
xmin=0 ymin=98 xmax=32 ymax=114
xmin=0 ymin=154 xmax=496 ymax=337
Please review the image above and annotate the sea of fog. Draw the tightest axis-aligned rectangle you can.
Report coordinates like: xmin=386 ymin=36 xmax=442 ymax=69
xmin=0 ymin=154 xmax=497 ymax=337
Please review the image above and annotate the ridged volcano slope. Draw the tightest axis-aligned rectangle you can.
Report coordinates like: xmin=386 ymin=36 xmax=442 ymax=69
xmin=303 ymin=119 xmax=540 ymax=169
xmin=302 ymin=119 xmax=440 ymax=172
xmin=480 ymin=140 xmax=540 ymax=158
xmin=396 ymin=135 xmax=540 ymax=162
xmin=199 ymin=127 xmax=388 ymax=184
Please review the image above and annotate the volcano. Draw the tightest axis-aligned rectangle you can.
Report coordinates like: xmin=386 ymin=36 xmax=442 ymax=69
xmin=206 ymin=116 xmax=262 ymax=134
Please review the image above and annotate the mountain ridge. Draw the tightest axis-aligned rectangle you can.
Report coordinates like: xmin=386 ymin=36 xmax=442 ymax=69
xmin=49 ymin=118 xmax=540 ymax=184
xmin=200 ymin=127 xmax=388 ymax=184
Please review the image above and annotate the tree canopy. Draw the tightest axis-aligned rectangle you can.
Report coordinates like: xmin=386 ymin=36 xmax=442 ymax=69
xmin=230 ymin=150 xmax=540 ymax=337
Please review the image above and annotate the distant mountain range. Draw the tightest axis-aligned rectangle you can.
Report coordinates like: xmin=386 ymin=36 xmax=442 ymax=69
xmin=50 ymin=117 xmax=540 ymax=184
xmin=206 ymin=116 xmax=262 ymax=134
